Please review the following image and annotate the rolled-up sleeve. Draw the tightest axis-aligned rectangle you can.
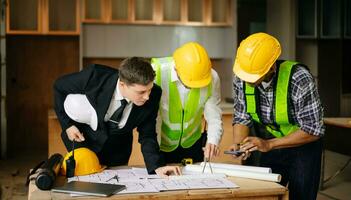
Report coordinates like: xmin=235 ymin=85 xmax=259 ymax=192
xmin=204 ymin=70 xmax=223 ymax=145
xmin=291 ymin=67 xmax=325 ymax=137
xmin=232 ymin=76 xmax=252 ymax=127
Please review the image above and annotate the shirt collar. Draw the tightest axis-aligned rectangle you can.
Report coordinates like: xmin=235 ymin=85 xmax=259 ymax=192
xmin=261 ymin=79 xmax=273 ymax=89
xmin=259 ymin=67 xmax=277 ymax=90
xmin=115 ymin=79 xmax=131 ymax=103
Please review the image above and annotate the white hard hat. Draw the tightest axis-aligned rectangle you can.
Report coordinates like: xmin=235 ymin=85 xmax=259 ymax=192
xmin=64 ymin=94 xmax=98 ymax=131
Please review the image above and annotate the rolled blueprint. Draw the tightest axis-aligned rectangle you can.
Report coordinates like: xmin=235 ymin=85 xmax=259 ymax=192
xmin=183 ymin=165 xmax=281 ymax=182
xmin=199 ymin=162 xmax=272 ymax=173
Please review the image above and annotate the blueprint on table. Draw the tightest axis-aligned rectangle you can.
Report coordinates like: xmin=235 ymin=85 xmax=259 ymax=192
xmin=68 ymin=167 xmax=239 ymax=194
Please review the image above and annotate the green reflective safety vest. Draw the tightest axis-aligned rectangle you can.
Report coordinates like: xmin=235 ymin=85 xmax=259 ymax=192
xmin=245 ymin=61 xmax=300 ymax=138
xmin=151 ymin=57 xmax=212 ymax=152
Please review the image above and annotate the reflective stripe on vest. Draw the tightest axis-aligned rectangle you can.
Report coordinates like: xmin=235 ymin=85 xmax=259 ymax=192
xmin=244 ymin=61 xmax=300 ymax=138
xmin=152 ymin=57 xmax=212 ymax=152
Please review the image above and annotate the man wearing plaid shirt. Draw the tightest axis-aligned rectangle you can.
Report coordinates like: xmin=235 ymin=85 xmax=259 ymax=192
xmin=229 ymin=33 xmax=324 ymax=200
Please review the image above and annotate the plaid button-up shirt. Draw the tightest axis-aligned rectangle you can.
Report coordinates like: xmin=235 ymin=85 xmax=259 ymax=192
xmin=233 ymin=62 xmax=325 ymax=137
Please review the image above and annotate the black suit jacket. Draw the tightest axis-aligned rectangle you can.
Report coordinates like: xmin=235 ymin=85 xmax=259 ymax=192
xmin=53 ymin=64 xmax=165 ymax=173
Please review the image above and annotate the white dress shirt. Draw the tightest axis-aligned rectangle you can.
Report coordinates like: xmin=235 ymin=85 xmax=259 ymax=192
xmin=170 ymin=66 xmax=223 ymax=145
xmin=104 ymin=79 xmax=133 ymax=129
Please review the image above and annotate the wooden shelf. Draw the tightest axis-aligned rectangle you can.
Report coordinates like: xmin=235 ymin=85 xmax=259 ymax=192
xmin=110 ymin=0 xmax=131 ymax=23
xmin=82 ymin=0 xmax=105 ymax=23
xmin=7 ymin=0 xmax=80 ymax=35
xmin=7 ymin=0 xmax=41 ymax=34
xmin=47 ymin=0 xmax=80 ymax=35
xmin=208 ymin=0 xmax=232 ymax=26
xmin=345 ymin=0 xmax=351 ymax=38
xmin=320 ymin=0 xmax=342 ymax=38
xmin=296 ymin=0 xmax=317 ymax=38
xmin=82 ymin=0 xmax=232 ymax=26
xmin=161 ymin=0 xmax=182 ymax=23
xmin=296 ymin=0 xmax=349 ymax=39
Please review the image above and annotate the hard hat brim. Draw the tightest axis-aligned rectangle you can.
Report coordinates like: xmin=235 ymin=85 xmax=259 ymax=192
xmin=179 ymin=73 xmax=212 ymax=88
xmin=233 ymin=60 xmax=266 ymax=83
xmin=64 ymin=94 xmax=98 ymax=131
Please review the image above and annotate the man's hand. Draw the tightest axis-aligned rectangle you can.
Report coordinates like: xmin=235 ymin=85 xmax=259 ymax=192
xmin=203 ymin=143 xmax=220 ymax=159
xmin=155 ymin=166 xmax=182 ymax=178
xmin=66 ymin=125 xmax=85 ymax=142
xmin=228 ymin=143 xmax=250 ymax=161
xmin=241 ymin=136 xmax=272 ymax=152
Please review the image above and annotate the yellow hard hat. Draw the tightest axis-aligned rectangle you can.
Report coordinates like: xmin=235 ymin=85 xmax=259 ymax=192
xmin=61 ymin=147 xmax=105 ymax=176
xmin=233 ymin=32 xmax=281 ymax=83
xmin=173 ymin=42 xmax=212 ymax=88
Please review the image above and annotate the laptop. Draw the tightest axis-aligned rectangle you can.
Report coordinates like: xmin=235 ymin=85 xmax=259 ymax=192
xmin=52 ymin=181 xmax=126 ymax=197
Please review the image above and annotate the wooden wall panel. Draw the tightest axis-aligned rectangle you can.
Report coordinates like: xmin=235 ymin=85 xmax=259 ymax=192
xmin=6 ymin=35 xmax=79 ymax=155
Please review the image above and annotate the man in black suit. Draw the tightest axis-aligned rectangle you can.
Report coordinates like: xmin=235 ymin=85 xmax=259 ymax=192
xmin=54 ymin=57 xmax=181 ymax=176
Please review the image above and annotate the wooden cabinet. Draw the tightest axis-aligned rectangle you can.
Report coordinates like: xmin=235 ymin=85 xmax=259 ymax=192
xmin=160 ymin=0 xmax=182 ymax=24
xmin=344 ymin=0 xmax=351 ymax=38
xmin=83 ymin=0 xmax=157 ymax=24
xmin=110 ymin=0 xmax=131 ymax=22
xmin=7 ymin=0 xmax=41 ymax=34
xmin=47 ymin=0 xmax=80 ymax=34
xmin=320 ymin=0 xmax=342 ymax=38
xmin=208 ymin=0 xmax=232 ymax=26
xmin=186 ymin=0 xmax=204 ymax=25
xmin=296 ymin=0 xmax=317 ymax=38
xmin=82 ymin=0 xmax=105 ymax=23
xmin=6 ymin=0 xmax=80 ymax=35
xmin=134 ymin=0 xmax=155 ymax=22
xmin=296 ymin=0 xmax=350 ymax=39
xmin=161 ymin=0 xmax=232 ymax=26
xmin=296 ymin=0 xmax=351 ymax=116
xmin=82 ymin=0 xmax=232 ymax=26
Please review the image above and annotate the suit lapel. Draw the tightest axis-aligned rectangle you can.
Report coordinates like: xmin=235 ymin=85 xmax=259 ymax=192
xmin=126 ymin=104 xmax=142 ymax=127
xmin=92 ymin=73 xmax=118 ymax=125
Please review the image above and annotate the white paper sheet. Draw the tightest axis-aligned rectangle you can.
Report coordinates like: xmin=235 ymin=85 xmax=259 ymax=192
xmin=67 ymin=168 xmax=238 ymax=196
xmin=150 ymin=175 xmax=238 ymax=191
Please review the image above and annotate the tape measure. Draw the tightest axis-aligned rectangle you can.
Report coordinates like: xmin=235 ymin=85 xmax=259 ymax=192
xmin=181 ymin=158 xmax=193 ymax=166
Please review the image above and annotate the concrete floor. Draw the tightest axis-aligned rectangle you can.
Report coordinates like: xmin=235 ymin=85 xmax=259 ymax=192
xmin=0 ymin=150 xmax=350 ymax=200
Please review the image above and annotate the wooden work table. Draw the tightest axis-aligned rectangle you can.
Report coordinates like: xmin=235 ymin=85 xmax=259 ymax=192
xmin=320 ymin=117 xmax=351 ymax=190
xmin=323 ymin=117 xmax=351 ymax=129
xmin=28 ymin=176 xmax=288 ymax=200
xmin=44 ymin=106 xmax=290 ymax=199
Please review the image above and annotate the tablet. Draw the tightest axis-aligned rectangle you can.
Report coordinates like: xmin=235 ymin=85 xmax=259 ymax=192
xmin=52 ymin=181 xmax=126 ymax=197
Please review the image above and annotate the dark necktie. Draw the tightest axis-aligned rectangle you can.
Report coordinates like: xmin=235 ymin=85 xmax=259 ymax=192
xmin=110 ymin=99 xmax=128 ymax=124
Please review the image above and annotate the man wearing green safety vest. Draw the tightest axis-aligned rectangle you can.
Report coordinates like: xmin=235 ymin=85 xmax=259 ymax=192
xmin=151 ymin=42 xmax=223 ymax=163
xmin=229 ymin=33 xmax=324 ymax=200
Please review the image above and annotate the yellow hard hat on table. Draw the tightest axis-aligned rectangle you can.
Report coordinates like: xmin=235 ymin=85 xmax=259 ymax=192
xmin=173 ymin=42 xmax=212 ymax=88
xmin=61 ymin=147 xmax=105 ymax=176
xmin=233 ymin=32 xmax=281 ymax=83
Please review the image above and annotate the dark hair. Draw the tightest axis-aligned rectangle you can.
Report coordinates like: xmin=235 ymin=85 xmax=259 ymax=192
xmin=119 ymin=57 xmax=155 ymax=85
